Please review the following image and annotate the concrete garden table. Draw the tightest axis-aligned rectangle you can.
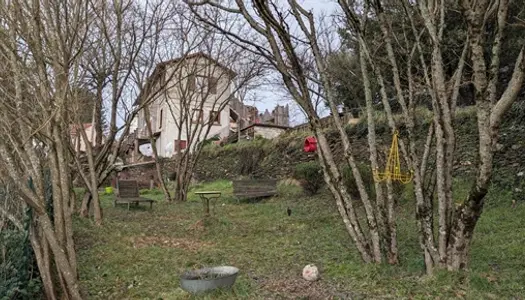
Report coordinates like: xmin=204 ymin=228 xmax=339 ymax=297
xmin=194 ymin=191 xmax=221 ymax=217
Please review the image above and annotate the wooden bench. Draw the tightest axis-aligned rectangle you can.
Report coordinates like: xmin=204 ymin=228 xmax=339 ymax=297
xmin=114 ymin=180 xmax=154 ymax=210
xmin=233 ymin=179 xmax=278 ymax=202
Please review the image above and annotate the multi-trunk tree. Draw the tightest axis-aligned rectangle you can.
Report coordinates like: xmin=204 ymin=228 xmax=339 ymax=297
xmin=0 ymin=0 xmax=86 ymax=297
xmin=188 ymin=0 xmax=399 ymax=264
xmin=339 ymin=0 xmax=525 ymax=272
xmin=73 ymin=0 xmax=179 ymax=223
xmin=188 ymin=0 xmax=525 ymax=273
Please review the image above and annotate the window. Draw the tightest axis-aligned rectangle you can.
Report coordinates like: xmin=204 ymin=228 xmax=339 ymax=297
xmin=187 ymin=74 xmax=196 ymax=91
xmin=192 ymin=109 xmax=203 ymax=124
xmin=209 ymin=110 xmax=220 ymax=125
xmin=159 ymin=109 xmax=163 ymax=129
xmin=196 ymin=75 xmax=207 ymax=91
xmin=174 ymin=140 xmax=187 ymax=151
xmin=192 ymin=75 xmax=218 ymax=94
xmin=208 ymin=77 xmax=218 ymax=94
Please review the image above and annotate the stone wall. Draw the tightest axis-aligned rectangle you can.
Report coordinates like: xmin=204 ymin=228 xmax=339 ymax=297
xmin=254 ymin=126 xmax=287 ymax=139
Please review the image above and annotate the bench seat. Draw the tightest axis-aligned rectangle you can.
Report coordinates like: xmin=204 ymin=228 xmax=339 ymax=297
xmin=233 ymin=179 xmax=278 ymax=202
xmin=114 ymin=180 xmax=155 ymax=210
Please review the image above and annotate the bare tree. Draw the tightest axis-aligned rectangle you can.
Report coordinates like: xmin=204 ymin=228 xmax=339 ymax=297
xmin=186 ymin=0 xmax=400 ymax=263
xmin=338 ymin=0 xmax=525 ymax=273
xmin=135 ymin=5 xmax=265 ymax=202
xmin=71 ymin=0 xmax=177 ymax=223
xmin=0 ymin=0 xmax=88 ymax=297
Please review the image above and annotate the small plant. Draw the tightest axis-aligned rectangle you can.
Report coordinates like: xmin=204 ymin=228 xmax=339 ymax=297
xmin=104 ymin=186 xmax=114 ymax=195
xmin=293 ymin=161 xmax=324 ymax=195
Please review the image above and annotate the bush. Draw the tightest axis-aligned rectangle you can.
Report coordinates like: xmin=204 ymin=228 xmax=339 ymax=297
xmin=1 ymin=229 xmax=42 ymax=299
xmin=342 ymin=163 xmax=374 ymax=199
xmin=0 ymin=185 xmax=41 ymax=299
xmin=293 ymin=162 xmax=324 ymax=195
xmin=342 ymin=163 xmax=404 ymax=200
xmin=104 ymin=186 xmax=114 ymax=195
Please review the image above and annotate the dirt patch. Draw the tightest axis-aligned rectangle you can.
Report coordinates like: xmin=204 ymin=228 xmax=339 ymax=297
xmin=130 ymin=236 xmax=212 ymax=252
xmin=187 ymin=219 xmax=205 ymax=232
xmin=260 ymin=277 xmax=336 ymax=299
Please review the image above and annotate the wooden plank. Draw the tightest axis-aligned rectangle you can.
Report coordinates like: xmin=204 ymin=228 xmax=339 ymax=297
xmin=235 ymin=194 xmax=275 ymax=199
xmin=232 ymin=179 xmax=277 ymax=199
xmin=235 ymin=194 xmax=275 ymax=198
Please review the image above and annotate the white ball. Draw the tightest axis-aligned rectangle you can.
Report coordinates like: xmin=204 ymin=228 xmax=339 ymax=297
xmin=302 ymin=264 xmax=319 ymax=281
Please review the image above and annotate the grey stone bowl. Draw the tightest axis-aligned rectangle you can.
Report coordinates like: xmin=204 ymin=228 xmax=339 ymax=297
xmin=180 ymin=266 xmax=239 ymax=294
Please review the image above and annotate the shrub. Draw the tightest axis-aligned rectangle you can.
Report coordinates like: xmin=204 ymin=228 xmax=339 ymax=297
xmin=342 ymin=163 xmax=374 ymax=199
xmin=104 ymin=186 xmax=114 ymax=195
xmin=0 ymin=185 xmax=41 ymax=299
xmin=293 ymin=162 xmax=324 ymax=195
xmin=342 ymin=163 xmax=404 ymax=200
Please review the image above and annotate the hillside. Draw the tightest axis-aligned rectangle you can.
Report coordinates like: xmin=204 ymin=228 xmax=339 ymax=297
xmin=194 ymin=104 xmax=525 ymax=187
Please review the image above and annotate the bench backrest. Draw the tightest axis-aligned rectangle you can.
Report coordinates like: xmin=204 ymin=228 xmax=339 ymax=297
xmin=233 ymin=179 xmax=277 ymax=198
xmin=117 ymin=180 xmax=140 ymax=198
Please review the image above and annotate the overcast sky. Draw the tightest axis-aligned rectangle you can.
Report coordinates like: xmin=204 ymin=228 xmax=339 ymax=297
xmin=246 ymin=0 xmax=339 ymax=126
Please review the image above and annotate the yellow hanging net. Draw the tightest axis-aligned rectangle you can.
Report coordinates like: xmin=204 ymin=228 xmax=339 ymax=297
xmin=373 ymin=130 xmax=413 ymax=184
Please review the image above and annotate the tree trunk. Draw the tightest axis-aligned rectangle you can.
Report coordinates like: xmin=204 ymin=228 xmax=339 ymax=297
xmin=40 ymin=214 xmax=82 ymax=300
xmin=359 ymin=40 xmax=394 ymax=263
xmin=86 ymin=144 xmax=103 ymax=225
xmin=91 ymin=182 xmax=103 ymax=226
xmin=314 ymin=127 xmax=374 ymax=262
xmin=30 ymin=222 xmax=56 ymax=300
xmin=79 ymin=191 xmax=91 ymax=218
xmin=144 ymin=107 xmax=172 ymax=201
xmin=174 ymin=163 xmax=190 ymax=202
xmin=48 ymin=144 xmax=66 ymax=247
xmin=315 ymin=47 xmax=382 ymax=264
xmin=447 ymin=185 xmax=488 ymax=270
xmin=95 ymin=85 xmax=103 ymax=147
xmin=54 ymin=126 xmax=78 ymax=278
xmin=385 ymin=180 xmax=398 ymax=264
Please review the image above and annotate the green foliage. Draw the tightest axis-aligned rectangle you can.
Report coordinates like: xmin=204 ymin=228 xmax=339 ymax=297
xmin=104 ymin=186 xmax=114 ymax=195
xmin=342 ymin=163 xmax=375 ymax=199
xmin=293 ymin=162 xmax=324 ymax=195
xmin=0 ymin=186 xmax=41 ymax=300
xmin=204 ymin=137 xmax=271 ymax=158
xmin=199 ymin=135 xmax=221 ymax=148
xmin=139 ymin=188 xmax=163 ymax=196
xmin=0 ymin=228 xmax=41 ymax=300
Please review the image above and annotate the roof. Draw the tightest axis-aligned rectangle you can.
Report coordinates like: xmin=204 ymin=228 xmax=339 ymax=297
xmin=133 ymin=52 xmax=237 ymax=106
xmin=240 ymin=123 xmax=290 ymax=131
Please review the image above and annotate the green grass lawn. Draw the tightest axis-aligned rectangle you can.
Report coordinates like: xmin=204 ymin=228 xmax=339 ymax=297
xmin=75 ymin=180 xmax=525 ymax=299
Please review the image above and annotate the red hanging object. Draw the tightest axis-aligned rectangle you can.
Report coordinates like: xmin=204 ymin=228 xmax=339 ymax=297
xmin=303 ymin=136 xmax=317 ymax=152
